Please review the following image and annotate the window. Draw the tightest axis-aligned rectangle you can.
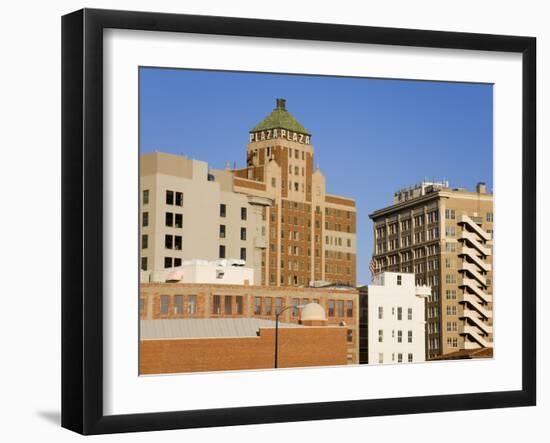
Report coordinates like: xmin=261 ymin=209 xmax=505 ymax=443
xmin=378 ymin=329 xmax=383 ymax=343
xmin=141 ymin=257 xmax=147 ymax=271
xmin=446 ymin=242 xmax=456 ymax=252
xmin=446 ymin=289 xmax=457 ymax=300
xmin=328 ymin=300 xmax=335 ymax=317
xmin=445 ymin=226 xmax=456 ymax=237
xmin=378 ymin=353 xmax=384 ymax=364
xmin=188 ymin=295 xmax=197 ymax=314
xmin=397 ymin=330 xmax=403 ymax=343
xmin=408 ymin=330 xmax=413 ymax=343
xmin=398 ymin=353 xmax=403 ymax=363
xmin=174 ymin=295 xmax=183 ymax=314
xmin=347 ymin=330 xmax=353 ymax=343
xmin=397 ymin=275 xmax=402 ymax=286
xmin=164 ymin=257 xmax=172 ymax=269
xmin=265 ymin=297 xmax=272 ymax=315
xmin=254 ymin=297 xmax=261 ymax=315
xmin=219 ymin=245 xmax=226 ymax=259
xmin=224 ymin=295 xmax=232 ymax=315
xmin=292 ymin=298 xmax=300 ymax=316
xmin=446 ymin=274 xmax=457 ymax=284
xmin=378 ymin=306 xmax=383 ymax=319
xmin=142 ymin=190 xmax=149 ymax=205
xmin=445 ymin=209 xmax=455 ymax=220
xmin=213 ymin=295 xmax=221 ymax=314
xmin=337 ymin=300 xmax=344 ymax=317
xmin=408 ymin=308 xmax=413 ymax=320
xmin=486 ymin=212 xmax=494 ymax=222
xmin=142 ymin=212 xmax=149 ymax=227
xmin=141 ymin=234 xmax=148 ymax=249
xmin=408 ymin=353 xmax=413 ymax=363
xmin=165 ymin=235 xmax=173 ymax=249
xmin=275 ymin=297 xmax=283 ymax=314
xmin=220 ymin=204 xmax=226 ymax=217
xmin=241 ymin=207 xmax=247 ymax=220
xmin=240 ymin=227 xmax=247 ymax=241
xmin=219 ymin=225 xmax=226 ymax=238
xmin=160 ymin=295 xmax=169 ymax=315
xmin=139 ymin=298 xmax=145 ymax=314
xmin=346 ymin=301 xmax=353 ymax=317
xmin=397 ymin=307 xmax=403 ymax=320
xmin=174 ymin=236 xmax=182 ymax=250
xmin=236 ymin=296 xmax=243 ymax=315
xmin=240 ymin=248 xmax=247 ymax=261
xmin=175 ymin=192 xmax=183 ymax=206
xmin=173 ymin=213 xmax=183 ymax=229
xmin=166 ymin=190 xmax=174 ymax=205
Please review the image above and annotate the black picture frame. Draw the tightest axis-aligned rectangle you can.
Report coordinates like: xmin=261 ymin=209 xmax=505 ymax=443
xmin=61 ymin=8 xmax=536 ymax=435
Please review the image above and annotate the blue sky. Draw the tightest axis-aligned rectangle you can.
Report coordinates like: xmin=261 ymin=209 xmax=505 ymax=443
xmin=140 ymin=67 xmax=493 ymax=284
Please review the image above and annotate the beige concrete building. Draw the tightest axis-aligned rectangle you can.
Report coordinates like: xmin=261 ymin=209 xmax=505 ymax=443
xmin=140 ymin=152 xmax=271 ymax=284
xmin=369 ymin=181 xmax=493 ymax=359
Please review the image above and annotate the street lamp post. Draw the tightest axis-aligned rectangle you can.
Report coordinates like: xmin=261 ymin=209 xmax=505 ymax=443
xmin=274 ymin=304 xmax=305 ymax=368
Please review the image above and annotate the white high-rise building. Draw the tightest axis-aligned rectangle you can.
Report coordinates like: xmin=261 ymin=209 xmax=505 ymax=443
xmin=359 ymin=272 xmax=429 ymax=364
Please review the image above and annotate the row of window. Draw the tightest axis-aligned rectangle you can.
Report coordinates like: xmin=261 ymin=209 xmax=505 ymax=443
xmin=155 ymin=294 xmax=197 ymax=315
xmin=219 ymin=225 xmax=247 ymax=240
xmin=377 ymin=329 xmax=415 ymax=343
xmin=377 ymin=306 xmax=413 ymax=320
xmin=219 ymin=245 xmax=247 ymax=261
xmin=378 ymin=352 xmax=414 ymax=364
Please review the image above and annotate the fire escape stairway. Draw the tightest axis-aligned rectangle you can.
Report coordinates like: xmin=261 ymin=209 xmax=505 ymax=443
xmin=459 ymin=245 xmax=491 ymax=272
xmin=461 ymin=308 xmax=493 ymax=335
xmin=458 ymin=214 xmax=491 ymax=241
xmin=459 ymin=230 xmax=492 ymax=257
xmin=460 ymin=277 xmax=492 ymax=303
xmin=460 ymin=324 xmax=492 ymax=348
xmin=461 ymin=292 xmax=491 ymax=319
xmin=459 ymin=261 xmax=487 ymax=286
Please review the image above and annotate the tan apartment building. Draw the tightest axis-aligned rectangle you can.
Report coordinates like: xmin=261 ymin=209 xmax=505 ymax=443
xmin=369 ymin=181 xmax=493 ymax=359
xmin=140 ymin=98 xmax=357 ymax=288
xmin=140 ymin=152 xmax=272 ymax=284
xmin=231 ymin=98 xmax=357 ymax=287
xmin=139 ymin=282 xmax=360 ymax=364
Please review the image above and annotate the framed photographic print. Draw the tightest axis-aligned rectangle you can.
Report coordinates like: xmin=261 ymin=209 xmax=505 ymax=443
xmin=61 ymin=8 xmax=536 ymax=435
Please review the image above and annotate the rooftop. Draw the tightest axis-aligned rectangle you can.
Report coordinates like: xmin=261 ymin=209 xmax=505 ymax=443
xmin=141 ymin=318 xmax=304 ymax=340
xmin=251 ymin=98 xmax=310 ymax=135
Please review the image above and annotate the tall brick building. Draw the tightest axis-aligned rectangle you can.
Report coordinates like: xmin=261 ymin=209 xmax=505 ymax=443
xmin=232 ymin=98 xmax=357 ymax=287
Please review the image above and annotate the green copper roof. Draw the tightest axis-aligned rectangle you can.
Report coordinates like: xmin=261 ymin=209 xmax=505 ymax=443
xmin=251 ymin=98 xmax=310 ymax=135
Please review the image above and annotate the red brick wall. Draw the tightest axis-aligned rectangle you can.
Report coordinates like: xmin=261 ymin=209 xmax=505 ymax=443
xmin=140 ymin=327 xmax=347 ymax=374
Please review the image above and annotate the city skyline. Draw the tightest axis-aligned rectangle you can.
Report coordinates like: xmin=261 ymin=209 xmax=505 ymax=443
xmin=139 ymin=67 xmax=493 ymax=283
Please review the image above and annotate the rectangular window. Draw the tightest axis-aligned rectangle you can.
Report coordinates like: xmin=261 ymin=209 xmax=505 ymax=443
xmin=378 ymin=306 xmax=383 ymax=319
xmin=408 ymin=307 xmax=413 ymax=320
xmin=275 ymin=297 xmax=283 ymax=314
xmin=141 ymin=234 xmax=148 ymax=249
xmin=235 ymin=296 xmax=243 ymax=315
xmin=254 ymin=297 xmax=261 ymax=315
xmin=174 ymin=295 xmax=183 ymax=314
xmin=142 ymin=212 xmax=149 ymax=227
xmin=141 ymin=257 xmax=147 ymax=271
xmin=219 ymin=225 xmax=226 ymax=238
xmin=175 ymin=213 xmax=183 ymax=228
xmin=397 ymin=330 xmax=403 ymax=343
xmin=346 ymin=301 xmax=353 ymax=317
xmin=408 ymin=330 xmax=413 ymax=343
xmin=241 ymin=207 xmax=247 ymax=220
xmin=165 ymin=235 xmax=173 ymax=249
xmin=188 ymin=295 xmax=197 ymax=314
xmin=224 ymin=295 xmax=232 ymax=315
xmin=265 ymin=297 xmax=272 ymax=315
xmin=160 ymin=295 xmax=169 ymax=315
xmin=219 ymin=245 xmax=226 ymax=258
xmin=337 ymin=300 xmax=344 ymax=317
xmin=398 ymin=353 xmax=403 ymax=363
xmin=408 ymin=353 xmax=413 ymax=363
xmin=165 ymin=212 xmax=173 ymax=227
xmin=220 ymin=204 xmax=226 ymax=217
xmin=164 ymin=257 xmax=172 ymax=269
xmin=378 ymin=329 xmax=383 ymax=343
xmin=142 ymin=190 xmax=149 ymax=205
xmin=166 ymin=190 xmax=174 ymax=205
xmin=174 ymin=258 xmax=181 ymax=267
xmin=240 ymin=248 xmax=247 ymax=261
xmin=240 ymin=227 xmax=247 ymax=240
xmin=175 ymin=192 xmax=183 ymax=206
xmin=328 ymin=300 xmax=335 ymax=317
xmin=174 ymin=236 xmax=182 ymax=250
xmin=397 ymin=307 xmax=403 ymax=320
xmin=347 ymin=330 xmax=353 ymax=343
xmin=397 ymin=275 xmax=402 ymax=286
xmin=212 ymin=295 xmax=221 ymax=314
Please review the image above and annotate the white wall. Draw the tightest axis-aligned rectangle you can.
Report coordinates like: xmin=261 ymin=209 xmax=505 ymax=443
xmin=0 ymin=1 xmax=546 ymax=442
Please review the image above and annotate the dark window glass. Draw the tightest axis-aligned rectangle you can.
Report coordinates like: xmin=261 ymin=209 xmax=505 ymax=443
xmin=241 ymin=207 xmax=247 ymax=220
xmin=142 ymin=212 xmax=149 ymax=227
xmin=240 ymin=247 xmax=246 ymax=261
xmin=236 ymin=296 xmax=243 ymax=315
xmin=224 ymin=296 xmax=232 ymax=315
xmin=219 ymin=245 xmax=226 ymax=258
xmin=164 ymin=257 xmax=172 ymax=268
xmin=175 ymin=213 xmax=183 ymax=228
xmin=165 ymin=212 xmax=173 ymax=227
xmin=174 ymin=295 xmax=183 ymax=314
xmin=175 ymin=192 xmax=183 ymax=206
xmin=166 ymin=190 xmax=174 ymax=205
xmin=212 ymin=295 xmax=221 ymax=314
xmin=142 ymin=190 xmax=149 ymax=205
xmin=220 ymin=204 xmax=226 ymax=217
xmin=160 ymin=295 xmax=169 ymax=314
xmin=141 ymin=234 xmax=148 ymax=249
